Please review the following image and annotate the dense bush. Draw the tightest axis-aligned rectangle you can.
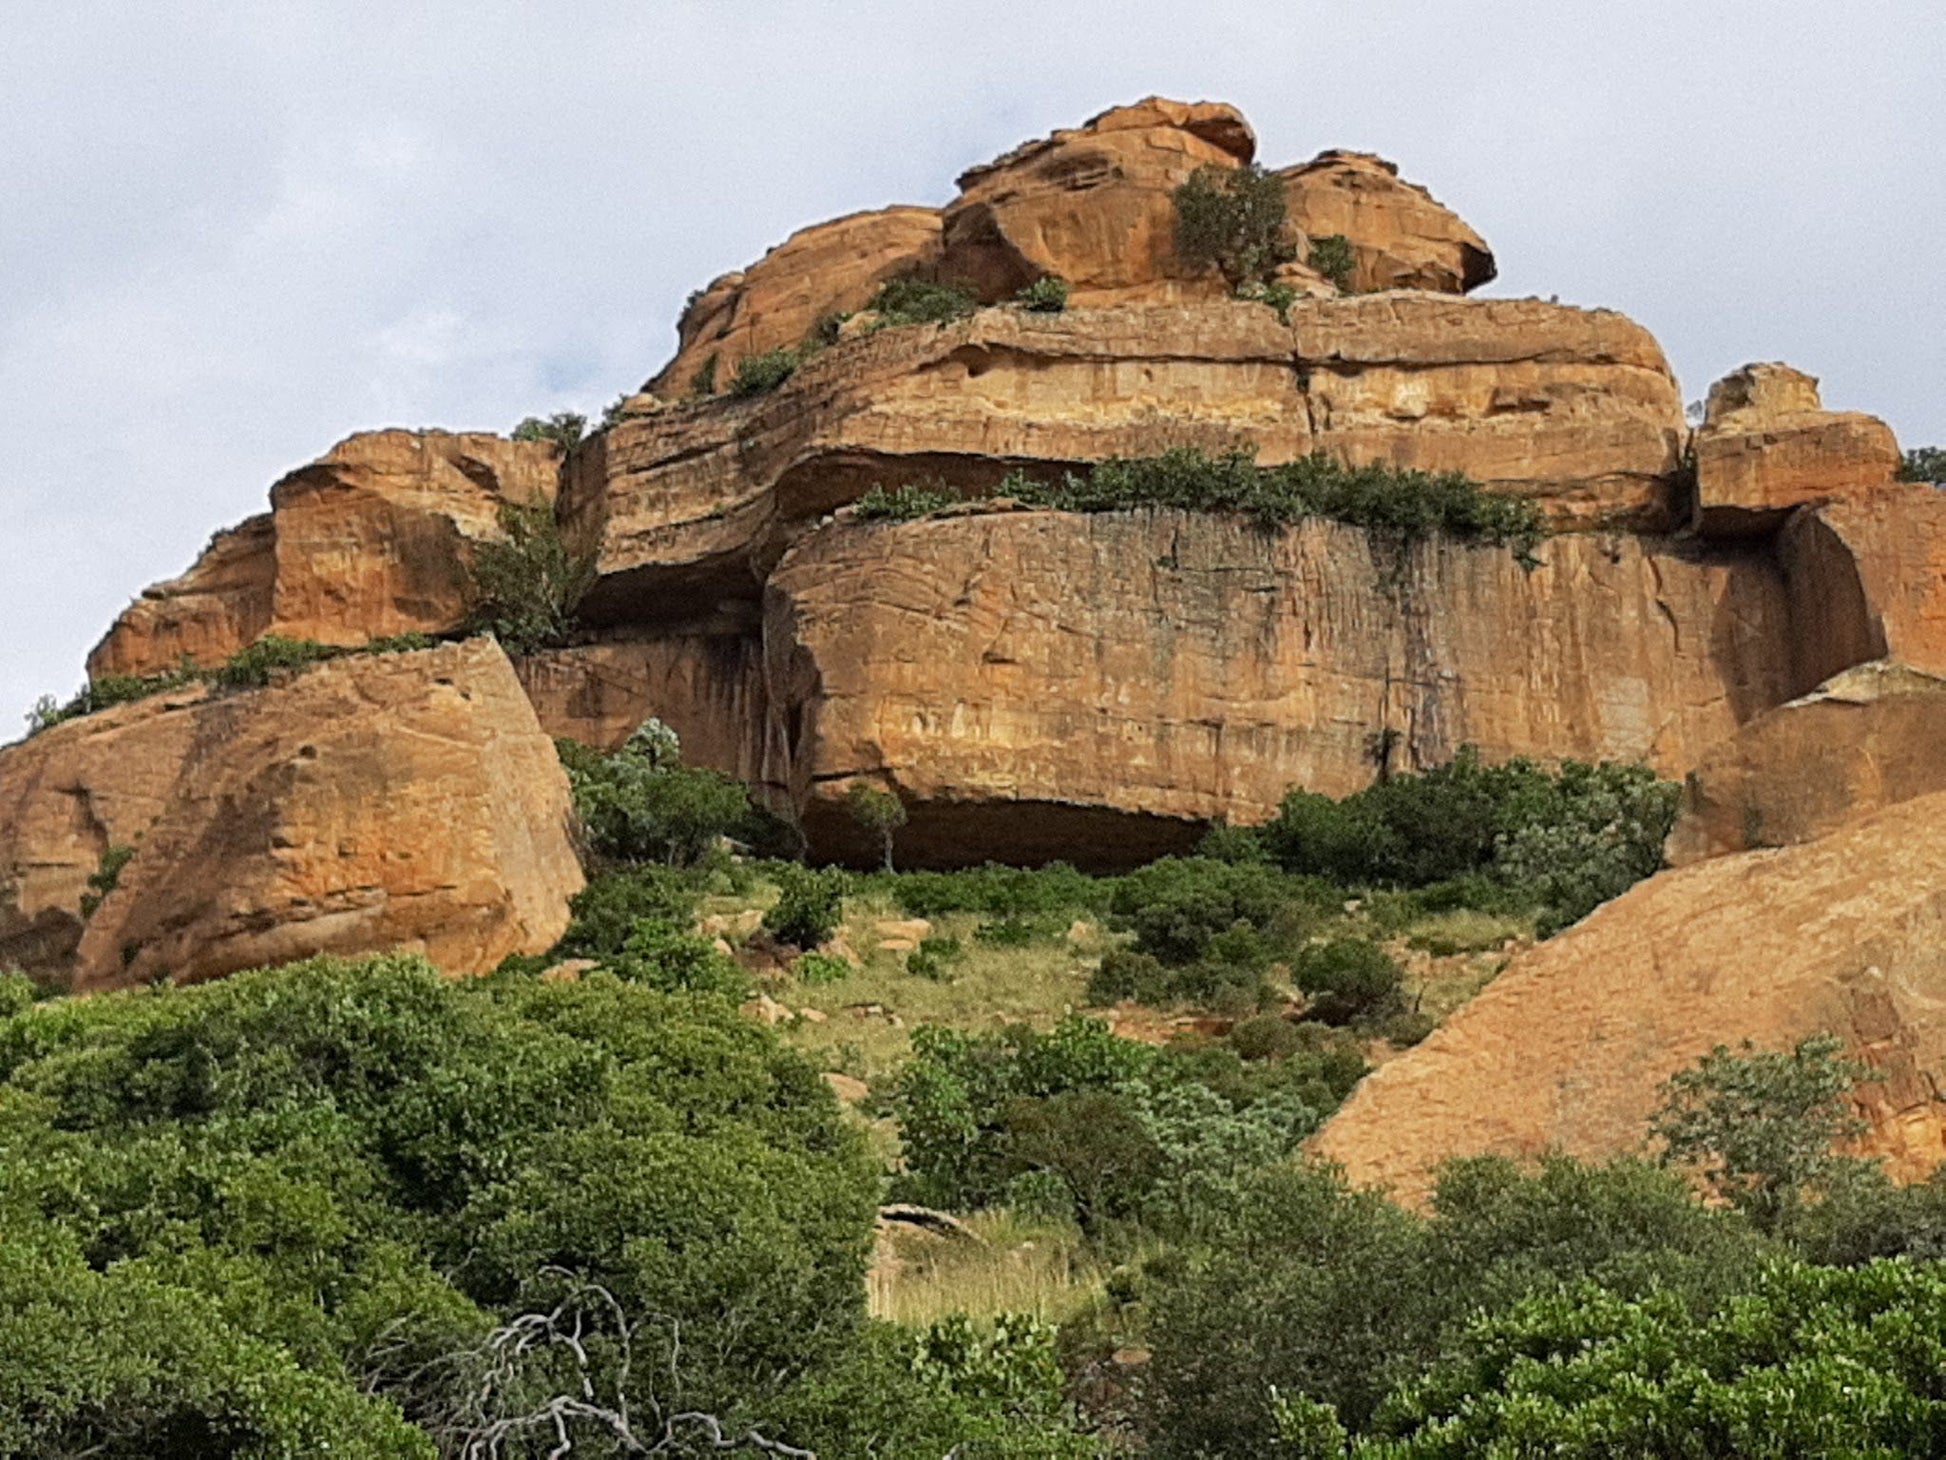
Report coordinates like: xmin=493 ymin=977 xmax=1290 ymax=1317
xmin=557 ymin=863 xmax=702 ymax=957
xmin=1108 ymin=856 xmax=1287 ymax=965
xmin=997 ymin=447 xmax=1546 ymax=560
xmin=1898 ymin=445 xmax=1946 ymax=482
xmin=607 ymin=916 xmax=750 ymax=998
xmin=1172 ymin=162 xmax=1295 ymax=287
xmin=0 ymin=954 xmax=877 ymax=1454
xmin=1291 ymin=937 xmax=1406 ymax=1027
xmin=763 ymin=864 xmax=848 ymax=949
xmin=559 ymin=723 xmax=752 ymax=867
xmin=853 ymin=479 xmax=957 ymax=521
xmin=868 ymin=275 xmax=981 ymax=326
xmin=464 ymin=498 xmax=596 ymax=653
xmin=872 ymin=861 xmax=1111 ymax=919
xmin=509 ymin=410 xmax=587 ymax=449
xmin=214 ymin=633 xmax=337 ymax=688
xmin=1308 ymin=231 xmax=1357 ymax=291
xmin=727 ymin=346 xmax=800 ymax=396
xmin=1015 ymin=274 xmax=1071 ymax=312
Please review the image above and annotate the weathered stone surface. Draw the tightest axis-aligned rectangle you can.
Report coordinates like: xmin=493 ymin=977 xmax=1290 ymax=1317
xmin=939 ymin=97 xmax=1255 ymax=305
xmin=0 ymin=640 xmax=580 ymax=991
xmin=1667 ymin=661 xmax=1946 ymax=864
xmin=646 ymin=206 xmax=944 ymax=399
xmin=1279 ymin=150 xmax=1495 ymax=295
xmin=570 ymin=296 xmax=1686 ymax=620
xmin=1693 ymin=363 xmax=1901 ymax=536
xmin=1311 ymin=790 xmax=1946 ymax=1205
xmin=1782 ymin=483 xmax=1946 ymax=688
xmin=88 ymin=431 xmax=561 ymax=679
xmin=763 ymin=507 xmax=1794 ymax=868
xmin=513 ymin=634 xmax=767 ymax=778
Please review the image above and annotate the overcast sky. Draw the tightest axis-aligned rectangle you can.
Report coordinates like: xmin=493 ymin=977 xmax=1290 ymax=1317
xmin=4 ymin=2 xmax=1941 ymax=733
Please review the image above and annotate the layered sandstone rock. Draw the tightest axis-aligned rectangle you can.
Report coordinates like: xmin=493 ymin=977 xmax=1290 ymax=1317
xmin=1692 ymin=363 xmax=1900 ymax=537
xmin=1279 ymin=150 xmax=1495 ymax=294
xmin=1667 ymin=661 xmax=1946 ymax=864
xmin=1781 ymin=483 xmax=1946 ymax=687
xmin=937 ymin=98 xmax=1255 ymax=305
xmin=763 ymin=507 xmax=1793 ymax=868
xmin=572 ymin=295 xmax=1686 ymax=621
xmin=89 ymin=431 xmax=561 ymax=679
xmin=647 ymin=207 xmax=944 ymax=399
xmin=1 ymin=640 xmax=579 ymax=990
xmin=1311 ymin=790 xmax=1946 ymax=1204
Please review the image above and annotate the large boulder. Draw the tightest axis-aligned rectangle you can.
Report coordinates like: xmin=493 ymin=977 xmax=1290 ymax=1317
xmin=89 ymin=431 xmax=562 ymax=679
xmin=938 ymin=97 xmax=1257 ymax=305
xmin=1278 ymin=149 xmax=1495 ymax=295
xmin=1310 ymin=790 xmax=1946 ymax=1205
xmin=646 ymin=206 xmax=944 ymax=399
xmin=1692 ymin=363 xmax=1901 ymax=537
xmin=1 ymin=640 xmax=580 ymax=990
xmin=762 ymin=506 xmax=1794 ymax=868
xmin=568 ymin=295 xmax=1686 ymax=623
xmin=1781 ymin=482 xmax=1946 ymax=687
xmin=1667 ymin=661 xmax=1946 ymax=865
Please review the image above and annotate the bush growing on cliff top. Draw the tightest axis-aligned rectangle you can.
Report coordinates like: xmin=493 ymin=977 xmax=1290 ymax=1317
xmin=509 ymin=410 xmax=587 ymax=449
xmin=1015 ymin=274 xmax=1071 ymax=312
xmin=1308 ymin=231 xmax=1357 ymax=292
xmin=868 ymin=275 xmax=981 ymax=327
xmin=727 ymin=346 xmax=801 ymax=396
xmin=854 ymin=481 xmax=958 ymax=521
xmin=1173 ymin=161 xmax=1295 ymax=288
xmin=464 ymin=498 xmax=596 ymax=653
xmin=1899 ymin=445 xmax=1946 ymax=482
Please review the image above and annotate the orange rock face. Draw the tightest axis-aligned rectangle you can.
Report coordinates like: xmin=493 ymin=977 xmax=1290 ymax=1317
xmin=1280 ymin=149 xmax=1496 ymax=294
xmin=88 ymin=431 xmax=561 ymax=679
xmin=938 ymin=97 xmax=1255 ymax=305
xmin=1782 ymin=483 xmax=1946 ymax=686
xmin=763 ymin=508 xmax=1794 ymax=867
xmin=1693 ymin=363 xmax=1901 ymax=536
xmin=1667 ymin=661 xmax=1946 ymax=864
xmin=1310 ymin=790 xmax=1946 ymax=1205
xmin=571 ymin=296 xmax=1685 ymax=621
xmin=647 ymin=206 xmax=944 ymax=399
xmin=1 ymin=640 xmax=580 ymax=989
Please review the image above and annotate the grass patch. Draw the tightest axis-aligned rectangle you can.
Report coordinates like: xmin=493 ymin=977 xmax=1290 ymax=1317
xmin=869 ymin=1209 xmax=1104 ymax=1326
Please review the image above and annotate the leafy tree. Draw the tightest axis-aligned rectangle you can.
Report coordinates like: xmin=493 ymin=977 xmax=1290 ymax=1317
xmin=1291 ymin=938 xmax=1406 ymax=1027
xmin=1172 ymin=162 xmax=1296 ymax=287
xmin=557 ymin=864 xmax=702 ymax=958
xmin=465 ymin=499 xmax=597 ymax=654
xmin=510 ymin=411 xmax=587 ymax=449
xmin=1898 ymin=445 xmax=1946 ymax=482
xmin=845 ymin=781 xmax=908 ymax=870
xmin=559 ymin=724 xmax=751 ymax=867
xmin=1108 ymin=855 xmax=1287 ymax=965
xmin=1651 ymin=1032 xmax=1875 ymax=1234
xmin=762 ymin=864 xmax=848 ymax=949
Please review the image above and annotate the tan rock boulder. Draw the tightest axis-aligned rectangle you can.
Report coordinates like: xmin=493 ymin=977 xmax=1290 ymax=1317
xmin=1692 ymin=363 xmax=1901 ymax=537
xmin=1279 ymin=150 xmax=1495 ymax=295
xmin=569 ymin=296 xmax=1685 ymax=617
xmin=89 ymin=431 xmax=562 ymax=679
xmin=646 ymin=206 xmax=944 ymax=399
xmin=1782 ymin=482 xmax=1946 ymax=687
xmin=0 ymin=639 xmax=580 ymax=991
xmin=1309 ymin=790 xmax=1946 ymax=1206
xmin=763 ymin=508 xmax=1794 ymax=868
xmin=937 ymin=97 xmax=1255 ymax=305
xmin=1667 ymin=661 xmax=1946 ymax=864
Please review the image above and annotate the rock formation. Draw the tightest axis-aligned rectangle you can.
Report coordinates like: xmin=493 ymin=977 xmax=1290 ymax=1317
xmin=90 ymin=430 xmax=561 ymax=679
xmin=1 ymin=641 xmax=579 ymax=988
xmin=1279 ymin=149 xmax=1495 ymax=295
xmin=1310 ymin=791 xmax=1946 ymax=1205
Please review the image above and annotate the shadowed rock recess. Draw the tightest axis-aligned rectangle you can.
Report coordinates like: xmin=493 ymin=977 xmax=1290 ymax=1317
xmin=8 ymin=94 xmax=1943 ymax=1178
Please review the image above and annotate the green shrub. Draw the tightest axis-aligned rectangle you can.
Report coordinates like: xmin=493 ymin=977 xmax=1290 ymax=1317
xmin=1235 ymin=277 xmax=1299 ymax=321
xmin=727 ymin=346 xmax=800 ymax=396
xmin=867 ymin=276 xmax=980 ymax=327
xmin=794 ymin=950 xmax=853 ymax=985
xmin=688 ymin=353 xmax=719 ymax=397
xmin=852 ymin=481 xmax=958 ymax=521
xmin=509 ymin=410 xmax=586 ymax=449
xmin=997 ymin=446 xmax=1546 ymax=561
xmin=77 ymin=844 xmax=134 ymax=922
xmin=1014 ymin=275 xmax=1070 ymax=312
xmin=1109 ymin=856 xmax=1286 ymax=965
xmin=906 ymin=934 xmax=964 ymax=982
xmin=974 ymin=914 xmax=1058 ymax=947
xmin=0 ymin=970 xmax=36 ymax=1017
xmin=215 ymin=634 xmax=337 ymax=688
xmin=1307 ymin=232 xmax=1357 ymax=292
xmin=763 ymin=864 xmax=847 ymax=949
xmin=363 ymin=631 xmax=435 ymax=654
xmin=1229 ymin=1013 xmax=1304 ymax=1062
xmin=1172 ymin=162 xmax=1295 ymax=287
xmin=558 ymin=864 xmax=702 ymax=957
xmin=1292 ymin=938 xmax=1406 ymax=1027
xmin=1898 ymin=445 xmax=1946 ymax=482
xmin=874 ymin=862 xmax=1110 ymax=918
xmin=464 ymin=499 xmax=596 ymax=654
xmin=845 ymin=781 xmax=908 ymax=870
xmin=608 ymin=917 xmax=749 ymax=998
xmin=560 ymin=724 xmax=752 ymax=867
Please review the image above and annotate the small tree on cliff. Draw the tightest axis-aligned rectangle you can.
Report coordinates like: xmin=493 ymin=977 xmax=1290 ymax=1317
xmin=846 ymin=782 xmax=908 ymax=871
xmin=510 ymin=411 xmax=587 ymax=449
xmin=1172 ymin=163 xmax=1295 ymax=289
xmin=466 ymin=500 xmax=596 ymax=654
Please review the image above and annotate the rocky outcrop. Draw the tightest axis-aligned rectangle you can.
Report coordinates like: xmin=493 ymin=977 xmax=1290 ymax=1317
xmin=571 ymin=295 xmax=1686 ymax=622
xmin=646 ymin=207 xmax=944 ymax=399
xmin=1781 ymin=483 xmax=1946 ymax=688
xmin=1692 ymin=364 xmax=1901 ymax=537
xmin=1 ymin=640 xmax=580 ymax=990
xmin=1667 ymin=661 xmax=1946 ymax=864
xmin=1279 ymin=150 xmax=1495 ymax=295
xmin=89 ymin=431 xmax=561 ymax=679
xmin=937 ymin=98 xmax=1256 ymax=306
xmin=763 ymin=506 xmax=1794 ymax=868
xmin=1310 ymin=790 xmax=1946 ymax=1204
